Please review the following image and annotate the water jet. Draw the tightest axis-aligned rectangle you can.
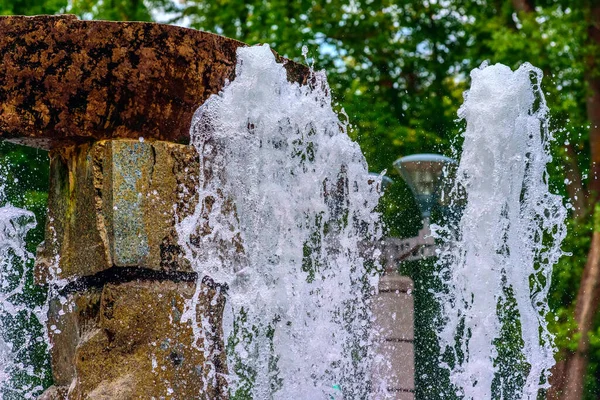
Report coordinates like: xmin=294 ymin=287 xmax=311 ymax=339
xmin=0 ymin=15 xmax=409 ymax=399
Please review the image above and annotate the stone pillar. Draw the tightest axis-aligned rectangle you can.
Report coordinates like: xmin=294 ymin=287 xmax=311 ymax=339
xmin=36 ymin=140 xmax=199 ymax=279
xmin=372 ymin=273 xmax=415 ymax=399
xmin=37 ymin=140 xmax=227 ymax=399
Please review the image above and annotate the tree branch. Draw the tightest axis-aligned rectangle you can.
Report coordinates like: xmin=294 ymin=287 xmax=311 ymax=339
xmin=512 ymin=0 xmax=535 ymax=13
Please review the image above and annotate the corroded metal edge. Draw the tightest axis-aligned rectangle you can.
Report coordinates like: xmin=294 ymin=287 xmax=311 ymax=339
xmin=0 ymin=15 xmax=310 ymax=149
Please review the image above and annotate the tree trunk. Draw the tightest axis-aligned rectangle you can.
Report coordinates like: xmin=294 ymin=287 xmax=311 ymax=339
xmin=587 ymin=5 xmax=600 ymax=206
xmin=550 ymin=4 xmax=600 ymax=399
xmin=511 ymin=0 xmax=535 ymax=13
xmin=547 ymin=358 xmax=567 ymax=399
xmin=560 ymin=228 xmax=600 ymax=399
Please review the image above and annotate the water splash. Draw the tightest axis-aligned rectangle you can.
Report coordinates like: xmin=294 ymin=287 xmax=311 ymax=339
xmin=434 ymin=63 xmax=567 ymax=399
xmin=0 ymin=191 xmax=39 ymax=397
xmin=177 ymin=44 xmax=383 ymax=399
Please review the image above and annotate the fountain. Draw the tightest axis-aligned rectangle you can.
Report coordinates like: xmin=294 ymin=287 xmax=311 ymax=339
xmin=433 ymin=63 xmax=567 ymax=399
xmin=0 ymin=14 xmax=309 ymax=398
xmin=0 ymin=14 xmax=394 ymax=399
xmin=0 ymin=14 xmax=568 ymax=400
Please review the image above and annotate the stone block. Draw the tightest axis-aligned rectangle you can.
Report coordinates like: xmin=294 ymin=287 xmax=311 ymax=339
xmin=36 ymin=139 xmax=199 ymax=281
xmin=372 ymin=391 xmax=415 ymax=400
xmin=39 ymin=386 xmax=68 ymax=400
xmin=47 ymin=280 xmax=227 ymax=399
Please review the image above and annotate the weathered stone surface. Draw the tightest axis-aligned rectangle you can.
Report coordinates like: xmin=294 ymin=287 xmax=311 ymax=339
xmin=0 ymin=15 xmax=310 ymax=149
xmin=36 ymin=139 xmax=199 ymax=281
xmin=39 ymin=385 xmax=68 ymax=400
xmin=0 ymin=14 xmax=313 ymax=399
xmin=46 ymin=280 xmax=227 ymax=399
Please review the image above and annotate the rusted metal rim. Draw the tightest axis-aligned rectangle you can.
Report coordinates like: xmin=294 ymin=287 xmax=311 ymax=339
xmin=0 ymin=15 xmax=309 ymax=149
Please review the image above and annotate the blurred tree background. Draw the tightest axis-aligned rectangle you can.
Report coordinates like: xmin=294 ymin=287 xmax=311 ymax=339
xmin=1 ymin=0 xmax=599 ymax=399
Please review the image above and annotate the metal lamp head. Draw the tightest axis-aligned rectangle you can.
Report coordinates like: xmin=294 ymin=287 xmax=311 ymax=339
xmin=393 ymin=153 xmax=456 ymax=219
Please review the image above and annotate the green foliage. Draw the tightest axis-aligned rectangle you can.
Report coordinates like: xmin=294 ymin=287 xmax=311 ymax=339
xmin=226 ymin=309 xmax=283 ymax=399
xmin=0 ymin=0 xmax=67 ymax=16
xmin=549 ymin=217 xmax=595 ymax=396
xmin=0 ymin=140 xmax=52 ymax=397
xmin=177 ymin=0 xmax=471 ymax=175
xmin=400 ymin=257 xmax=458 ymax=400
xmin=68 ymin=0 xmax=176 ymax=22
xmin=378 ymin=180 xmax=422 ymax=239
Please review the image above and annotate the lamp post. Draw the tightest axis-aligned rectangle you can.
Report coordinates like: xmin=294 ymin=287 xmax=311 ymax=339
xmin=380 ymin=154 xmax=456 ymax=270
xmin=370 ymin=154 xmax=455 ymax=397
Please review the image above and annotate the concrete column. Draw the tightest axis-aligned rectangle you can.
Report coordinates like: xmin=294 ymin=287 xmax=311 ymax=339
xmin=372 ymin=272 xmax=415 ymax=399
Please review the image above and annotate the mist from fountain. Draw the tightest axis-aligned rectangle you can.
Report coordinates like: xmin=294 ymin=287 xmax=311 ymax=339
xmin=433 ymin=63 xmax=567 ymax=399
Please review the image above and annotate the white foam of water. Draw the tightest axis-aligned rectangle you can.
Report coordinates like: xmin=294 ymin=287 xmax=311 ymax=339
xmin=0 ymin=203 xmax=37 ymax=396
xmin=177 ymin=44 xmax=383 ymax=399
xmin=434 ymin=63 xmax=567 ymax=399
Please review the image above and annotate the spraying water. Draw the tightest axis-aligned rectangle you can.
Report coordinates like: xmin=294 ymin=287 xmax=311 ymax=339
xmin=434 ymin=63 xmax=567 ymax=399
xmin=0 ymin=177 xmax=42 ymax=398
xmin=177 ymin=44 xmax=383 ymax=399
